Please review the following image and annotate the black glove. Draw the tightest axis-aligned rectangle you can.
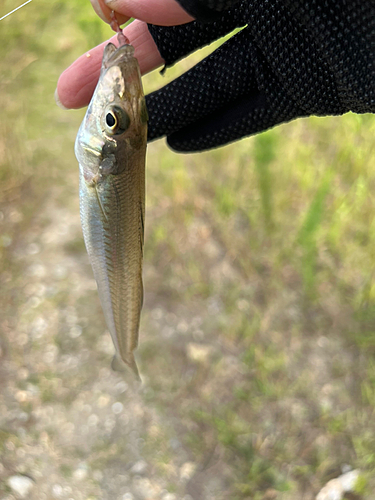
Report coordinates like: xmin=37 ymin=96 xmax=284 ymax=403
xmin=145 ymin=0 xmax=375 ymax=152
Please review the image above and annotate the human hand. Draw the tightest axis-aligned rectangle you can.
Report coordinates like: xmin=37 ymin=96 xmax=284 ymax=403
xmin=56 ymin=0 xmax=193 ymax=109
xmin=138 ymin=0 xmax=374 ymax=152
xmin=57 ymin=0 xmax=374 ymax=153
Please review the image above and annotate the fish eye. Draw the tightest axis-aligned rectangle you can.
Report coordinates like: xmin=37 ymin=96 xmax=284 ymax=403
xmin=106 ymin=112 xmax=117 ymax=128
xmin=103 ymin=106 xmax=130 ymax=135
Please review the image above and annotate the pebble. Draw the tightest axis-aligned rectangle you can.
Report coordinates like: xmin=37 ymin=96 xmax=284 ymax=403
xmin=161 ymin=326 xmax=174 ymax=338
xmin=316 ymin=469 xmax=360 ymax=500
xmin=151 ymin=308 xmax=163 ymax=320
xmin=186 ymin=342 xmax=212 ymax=363
xmin=53 ymin=265 xmax=67 ymax=279
xmin=161 ymin=494 xmax=176 ymax=500
xmin=7 ymin=475 xmax=34 ymax=498
xmin=27 ymin=243 xmax=41 ymax=255
xmin=27 ymin=263 xmax=46 ymax=278
xmin=115 ymin=381 xmax=128 ymax=394
xmin=130 ymin=460 xmax=147 ymax=475
xmin=104 ymin=416 xmax=116 ymax=432
xmin=69 ymin=325 xmax=82 ymax=338
xmin=88 ymin=414 xmax=99 ymax=427
xmin=97 ymin=395 xmax=110 ymax=408
xmin=73 ymin=463 xmax=88 ymax=481
xmin=15 ymin=391 xmax=29 ymax=403
xmin=177 ymin=320 xmax=188 ymax=333
xmin=112 ymin=402 xmax=124 ymax=414
xmin=31 ymin=316 xmax=48 ymax=339
xmin=180 ymin=462 xmax=196 ymax=481
xmin=9 ymin=209 xmax=22 ymax=223
xmin=17 ymin=368 xmax=29 ymax=380
xmin=52 ymin=483 xmax=63 ymax=498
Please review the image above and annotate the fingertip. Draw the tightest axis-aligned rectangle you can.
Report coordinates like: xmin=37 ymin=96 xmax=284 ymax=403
xmin=104 ymin=0 xmax=194 ymax=26
xmin=91 ymin=0 xmax=129 ymax=25
xmin=54 ymin=88 xmax=69 ymax=110
xmin=91 ymin=0 xmax=109 ymax=23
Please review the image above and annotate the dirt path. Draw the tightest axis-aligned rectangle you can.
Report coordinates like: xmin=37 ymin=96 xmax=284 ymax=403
xmin=1 ymin=153 xmax=244 ymax=499
xmin=0 ymin=171 xmax=192 ymax=500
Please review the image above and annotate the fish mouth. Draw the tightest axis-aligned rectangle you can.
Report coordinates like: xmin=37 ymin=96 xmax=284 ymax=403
xmin=104 ymin=43 xmax=135 ymax=70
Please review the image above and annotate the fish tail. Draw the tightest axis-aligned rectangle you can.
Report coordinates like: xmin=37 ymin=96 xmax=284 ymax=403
xmin=111 ymin=353 xmax=141 ymax=383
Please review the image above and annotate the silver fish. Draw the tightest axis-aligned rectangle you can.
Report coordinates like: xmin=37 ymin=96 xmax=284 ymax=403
xmin=75 ymin=40 xmax=147 ymax=380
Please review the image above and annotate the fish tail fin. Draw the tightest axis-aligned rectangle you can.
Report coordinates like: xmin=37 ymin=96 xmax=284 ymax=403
xmin=111 ymin=353 xmax=141 ymax=383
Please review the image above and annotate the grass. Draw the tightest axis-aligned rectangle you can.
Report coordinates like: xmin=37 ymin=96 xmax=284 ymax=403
xmin=142 ymin=112 xmax=375 ymax=496
xmin=1 ymin=1 xmax=375 ymax=498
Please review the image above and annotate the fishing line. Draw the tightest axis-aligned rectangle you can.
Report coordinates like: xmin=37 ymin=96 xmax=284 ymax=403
xmin=0 ymin=0 xmax=33 ymax=21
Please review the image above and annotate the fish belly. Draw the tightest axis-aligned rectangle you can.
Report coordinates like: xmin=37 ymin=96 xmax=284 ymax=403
xmin=79 ymin=165 xmax=144 ymax=379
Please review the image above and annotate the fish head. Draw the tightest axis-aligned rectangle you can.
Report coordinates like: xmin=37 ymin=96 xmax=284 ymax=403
xmin=75 ymin=42 xmax=148 ymax=186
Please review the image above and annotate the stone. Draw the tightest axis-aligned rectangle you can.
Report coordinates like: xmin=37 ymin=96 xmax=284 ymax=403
xmin=7 ymin=475 xmax=34 ymax=498
xmin=186 ymin=343 xmax=212 ymax=363
xmin=180 ymin=462 xmax=196 ymax=482
xmin=73 ymin=463 xmax=88 ymax=481
xmin=161 ymin=494 xmax=177 ymax=500
xmin=316 ymin=469 xmax=360 ymax=500
xmin=130 ymin=460 xmax=148 ymax=475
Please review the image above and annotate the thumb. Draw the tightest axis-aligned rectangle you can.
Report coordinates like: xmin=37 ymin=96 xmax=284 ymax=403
xmin=100 ymin=0 xmax=194 ymax=26
xmin=90 ymin=0 xmax=129 ymax=24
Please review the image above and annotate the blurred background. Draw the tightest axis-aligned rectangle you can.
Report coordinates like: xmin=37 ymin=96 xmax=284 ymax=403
xmin=1 ymin=1 xmax=375 ymax=499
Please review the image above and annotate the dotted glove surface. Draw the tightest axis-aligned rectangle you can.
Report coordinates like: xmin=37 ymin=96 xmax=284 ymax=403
xmin=145 ymin=0 xmax=375 ymax=152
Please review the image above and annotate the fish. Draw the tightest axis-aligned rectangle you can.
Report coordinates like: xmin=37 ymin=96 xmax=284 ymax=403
xmin=74 ymin=38 xmax=148 ymax=381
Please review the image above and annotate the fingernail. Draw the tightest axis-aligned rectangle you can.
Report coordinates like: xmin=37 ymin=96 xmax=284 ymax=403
xmin=54 ymin=88 xmax=68 ymax=110
xmin=104 ymin=0 xmax=116 ymax=5
xmin=91 ymin=0 xmax=110 ymax=22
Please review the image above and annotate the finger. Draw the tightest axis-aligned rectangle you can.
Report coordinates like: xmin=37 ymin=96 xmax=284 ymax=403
xmin=56 ymin=21 xmax=164 ymax=110
xmin=90 ymin=0 xmax=129 ymax=25
xmin=145 ymin=25 xmax=303 ymax=151
xmin=145 ymin=22 xmax=308 ymax=152
xmin=148 ymin=8 xmax=242 ymax=68
xmin=146 ymin=28 xmax=258 ymax=140
xmin=103 ymin=0 xmax=194 ymax=26
xmin=165 ymin=96 xmax=303 ymax=152
xmin=167 ymin=93 xmax=268 ymax=152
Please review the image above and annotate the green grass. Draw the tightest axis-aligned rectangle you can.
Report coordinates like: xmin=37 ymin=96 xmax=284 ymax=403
xmin=142 ymin=111 xmax=375 ymax=496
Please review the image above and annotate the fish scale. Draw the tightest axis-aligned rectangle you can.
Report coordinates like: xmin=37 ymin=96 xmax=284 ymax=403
xmin=75 ymin=40 xmax=147 ymax=380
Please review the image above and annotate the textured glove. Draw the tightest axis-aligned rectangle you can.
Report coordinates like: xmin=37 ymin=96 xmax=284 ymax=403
xmin=145 ymin=0 xmax=374 ymax=152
